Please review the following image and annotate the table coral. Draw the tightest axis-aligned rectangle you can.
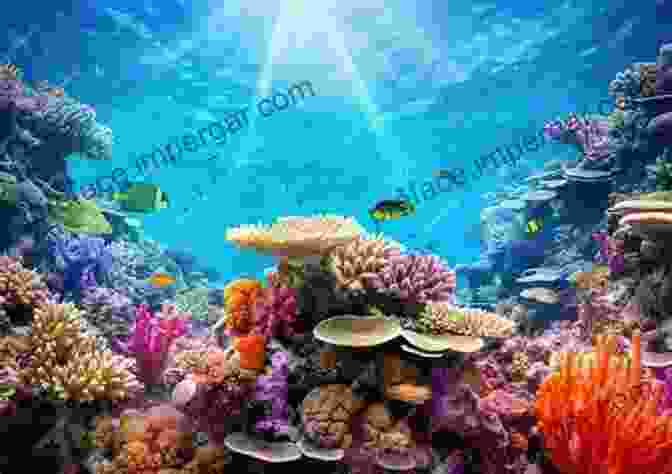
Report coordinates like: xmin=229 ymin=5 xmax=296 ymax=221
xmin=226 ymin=214 xmax=364 ymax=258
xmin=536 ymin=332 xmax=672 ymax=474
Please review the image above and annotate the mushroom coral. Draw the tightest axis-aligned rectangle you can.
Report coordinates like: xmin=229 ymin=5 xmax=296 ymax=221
xmin=535 ymin=332 xmax=672 ymax=474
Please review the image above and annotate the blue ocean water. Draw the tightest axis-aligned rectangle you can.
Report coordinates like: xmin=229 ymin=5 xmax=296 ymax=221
xmin=1 ymin=0 xmax=667 ymax=283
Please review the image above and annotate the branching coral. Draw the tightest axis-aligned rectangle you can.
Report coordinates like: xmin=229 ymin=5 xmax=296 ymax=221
xmin=92 ymin=404 xmax=226 ymax=474
xmin=226 ymin=214 xmax=364 ymax=257
xmin=368 ymin=254 xmax=456 ymax=304
xmin=177 ymin=347 xmax=258 ymax=444
xmin=0 ymin=254 xmax=51 ymax=329
xmin=592 ymin=231 xmax=625 ymax=274
xmin=571 ymin=265 xmax=610 ymax=291
xmin=417 ymin=302 xmax=515 ymax=338
xmin=20 ymin=302 xmax=141 ymax=401
xmin=252 ymin=285 xmax=299 ymax=338
xmin=252 ymin=350 xmax=291 ymax=436
xmin=221 ymin=278 xmax=262 ymax=334
xmin=536 ymin=332 xmax=672 ymax=474
xmin=115 ymin=304 xmax=189 ymax=386
xmin=328 ymin=234 xmax=403 ymax=291
xmin=80 ymin=286 xmax=134 ymax=340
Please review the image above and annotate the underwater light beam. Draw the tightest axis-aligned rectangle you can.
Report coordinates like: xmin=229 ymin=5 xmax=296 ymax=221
xmin=250 ymin=1 xmax=411 ymax=184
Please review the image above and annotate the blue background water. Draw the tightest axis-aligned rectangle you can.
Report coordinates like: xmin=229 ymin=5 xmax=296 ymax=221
xmin=1 ymin=0 xmax=668 ymax=284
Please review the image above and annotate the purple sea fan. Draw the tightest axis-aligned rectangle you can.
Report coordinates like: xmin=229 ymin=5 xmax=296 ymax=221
xmin=369 ymin=254 xmax=456 ymax=304
xmin=252 ymin=285 xmax=299 ymax=338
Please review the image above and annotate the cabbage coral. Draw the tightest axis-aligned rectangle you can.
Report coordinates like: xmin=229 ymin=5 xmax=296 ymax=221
xmin=328 ymin=234 xmax=403 ymax=291
xmin=226 ymin=214 xmax=364 ymax=257
xmin=417 ymin=302 xmax=515 ymax=338
xmin=221 ymin=278 xmax=263 ymax=334
xmin=20 ymin=302 xmax=141 ymax=401
xmin=0 ymin=255 xmax=51 ymax=329
xmin=368 ymin=254 xmax=456 ymax=304
xmin=536 ymin=332 xmax=672 ymax=474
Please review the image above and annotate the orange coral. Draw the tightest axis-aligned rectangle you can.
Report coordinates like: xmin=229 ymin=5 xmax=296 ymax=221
xmin=222 ymin=278 xmax=262 ymax=333
xmin=234 ymin=334 xmax=266 ymax=370
xmin=535 ymin=332 xmax=672 ymax=474
xmin=571 ymin=265 xmax=610 ymax=291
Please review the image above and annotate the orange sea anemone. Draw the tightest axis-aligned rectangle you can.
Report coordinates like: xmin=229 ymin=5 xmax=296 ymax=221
xmin=535 ymin=332 xmax=672 ymax=474
xmin=222 ymin=278 xmax=263 ymax=333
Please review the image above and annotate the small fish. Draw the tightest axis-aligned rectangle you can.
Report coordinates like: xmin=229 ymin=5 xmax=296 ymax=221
xmin=111 ymin=183 xmax=169 ymax=213
xmin=369 ymin=199 xmax=415 ymax=221
xmin=525 ymin=218 xmax=543 ymax=236
xmin=148 ymin=272 xmax=176 ymax=287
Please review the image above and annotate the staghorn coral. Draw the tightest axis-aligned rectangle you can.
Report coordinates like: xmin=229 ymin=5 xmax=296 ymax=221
xmin=20 ymin=302 xmax=141 ymax=401
xmin=417 ymin=302 xmax=515 ymax=338
xmin=221 ymin=278 xmax=262 ymax=334
xmin=328 ymin=234 xmax=403 ymax=292
xmin=226 ymin=214 xmax=364 ymax=258
xmin=0 ymin=254 xmax=51 ymax=330
xmin=369 ymin=253 xmax=456 ymax=304
xmin=536 ymin=332 xmax=672 ymax=474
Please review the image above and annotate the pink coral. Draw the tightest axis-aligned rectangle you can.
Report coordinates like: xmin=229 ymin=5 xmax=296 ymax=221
xmin=252 ymin=285 xmax=299 ymax=338
xmin=368 ymin=254 xmax=456 ymax=304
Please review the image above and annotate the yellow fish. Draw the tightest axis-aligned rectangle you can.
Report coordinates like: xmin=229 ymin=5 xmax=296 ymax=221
xmin=526 ymin=218 xmax=542 ymax=236
xmin=148 ymin=272 xmax=176 ymax=287
xmin=369 ymin=199 xmax=416 ymax=221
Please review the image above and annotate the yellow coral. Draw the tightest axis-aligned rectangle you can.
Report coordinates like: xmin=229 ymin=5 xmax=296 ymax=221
xmin=417 ymin=302 xmax=515 ymax=338
xmin=226 ymin=214 xmax=364 ymax=257
xmin=571 ymin=265 xmax=610 ymax=291
xmin=328 ymin=234 xmax=403 ymax=291
xmin=20 ymin=302 xmax=139 ymax=401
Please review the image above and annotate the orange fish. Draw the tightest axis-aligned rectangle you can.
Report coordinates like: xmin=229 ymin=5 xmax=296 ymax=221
xmin=148 ymin=272 xmax=176 ymax=287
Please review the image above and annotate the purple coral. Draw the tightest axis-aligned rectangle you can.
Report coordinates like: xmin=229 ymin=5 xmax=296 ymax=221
xmin=592 ymin=231 xmax=625 ymax=274
xmin=114 ymin=304 xmax=189 ymax=385
xmin=544 ymin=114 xmax=612 ymax=161
xmin=253 ymin=351 xmax=290 ymax=435
xmin=0 ymin=78 xmax=47 ymax=113
xmin=252 ymin=286 xmax=299 ymax=338
xmin=48 ymin=234 xmax=113 ymax=299
xmin=368 ymin=254 xmax=456 ymax=304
